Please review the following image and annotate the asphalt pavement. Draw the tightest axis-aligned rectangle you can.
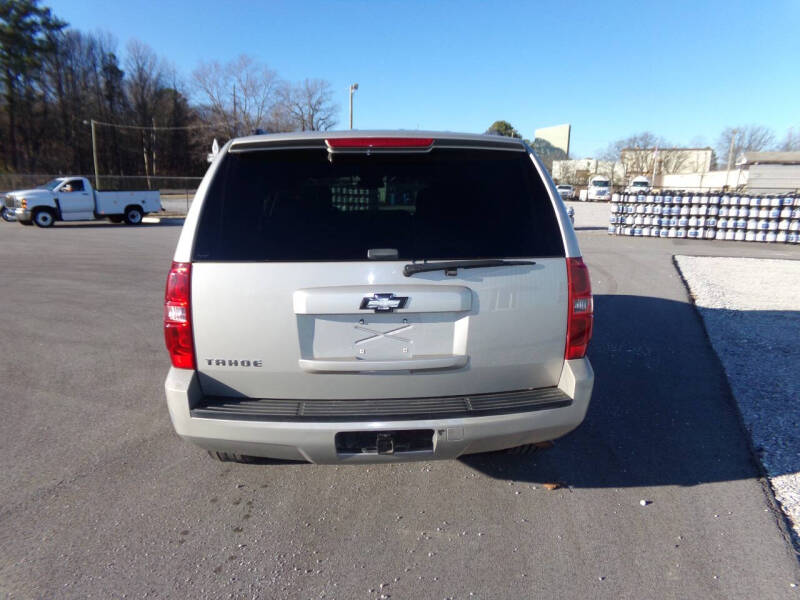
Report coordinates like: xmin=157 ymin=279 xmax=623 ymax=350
xmin=1 ymin=218 xmax=799 ymax=599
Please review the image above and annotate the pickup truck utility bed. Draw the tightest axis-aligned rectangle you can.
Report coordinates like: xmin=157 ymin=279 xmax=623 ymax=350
xmin=164 ymin=131 xmax=594 ymax=463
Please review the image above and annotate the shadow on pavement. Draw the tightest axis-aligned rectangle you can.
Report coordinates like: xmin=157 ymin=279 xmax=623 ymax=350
xmin=52 ymin=219 xmax=185 ymax=229
xmin=462 ymin=294 xmax=796 ymax=488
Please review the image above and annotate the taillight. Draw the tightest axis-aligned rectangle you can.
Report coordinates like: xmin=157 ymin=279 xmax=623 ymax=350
xmin=164 ymin=261 xmax=195 ymax=369
xmin=565 ymin=257 xmax=593 ymax=360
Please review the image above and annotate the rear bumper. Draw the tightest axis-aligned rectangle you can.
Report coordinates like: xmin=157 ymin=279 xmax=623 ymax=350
xmin=165 ymin=359 xmax=594 ymax=464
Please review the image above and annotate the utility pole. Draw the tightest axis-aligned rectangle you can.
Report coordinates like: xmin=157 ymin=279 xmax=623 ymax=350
xmin=651 ymin=146 xmax=659 ymax=183
xmin=91 ymin=119 xmax=100 ymax=189
xmin=725 ymin=129 xmax=739 ymax=189
xmin=726 ymin=129 xmax=738 ymax=170
xmin=152 ymin=117 xmax=157 ymax=177
xmin=349 ymin=83 xmax=359 ymax=129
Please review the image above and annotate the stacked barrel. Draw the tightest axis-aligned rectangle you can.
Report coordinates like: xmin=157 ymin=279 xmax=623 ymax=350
xmin=608 ymin=191 xmax=800 ymax=243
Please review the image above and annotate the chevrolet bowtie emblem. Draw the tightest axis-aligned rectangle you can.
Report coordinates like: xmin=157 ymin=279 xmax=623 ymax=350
xmin=359 ymin=293 xmax=409 ymax=313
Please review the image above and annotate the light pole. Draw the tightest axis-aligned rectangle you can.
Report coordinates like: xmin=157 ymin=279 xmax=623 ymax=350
xmin=349 ymin=83 xmax=359 ymax=130
xmin=83 ymin=119 xmax=100 ymax=189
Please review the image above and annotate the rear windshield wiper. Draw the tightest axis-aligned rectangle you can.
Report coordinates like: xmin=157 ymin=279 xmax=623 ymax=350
xmin=403 ymin=259 xmax=536 ymax=277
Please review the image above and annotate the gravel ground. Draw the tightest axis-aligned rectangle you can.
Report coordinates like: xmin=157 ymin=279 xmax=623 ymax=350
xmin=675 ymin=256 xmax=800 ymax=543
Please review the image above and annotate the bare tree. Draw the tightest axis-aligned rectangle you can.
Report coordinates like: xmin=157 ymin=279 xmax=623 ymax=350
xmin=715 ymin=125 xmax=775 ymax=166
xmin=125 ymin=39 xmax=165 ymax=184
xmin=192 ymin=54 xmax=281 ymax=138
xmin=126 ymin=39 xmax=163 ymax=121
xmin=778 ymin=127 xmax=800 ymax=151
xmin=600 ymin=132 xmax=665 ymax=162
xmin=595 ymin=160 xmax=625 ymax=186
xmin=278 ymin=78 xmax=338 ymax=131
xmin=659 ymin=150 xmax=693 ymax=174
xmin=620 ymin=148 xmax=658 ymax=177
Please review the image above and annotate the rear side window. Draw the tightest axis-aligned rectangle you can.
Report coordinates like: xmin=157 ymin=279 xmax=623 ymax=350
xmin=193 ymin=148 xmax=564 ymax=261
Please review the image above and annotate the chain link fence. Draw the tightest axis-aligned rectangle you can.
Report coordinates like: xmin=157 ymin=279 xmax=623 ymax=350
xmin=1 ymin=173 xmax=201 ymax=192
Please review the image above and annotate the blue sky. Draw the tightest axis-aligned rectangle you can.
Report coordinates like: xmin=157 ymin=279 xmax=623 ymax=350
xmin=48 ymin=0 xmax=800 ymax=157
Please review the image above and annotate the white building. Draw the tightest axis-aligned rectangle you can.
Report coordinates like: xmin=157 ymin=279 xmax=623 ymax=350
xmin=621 ymin=147 xmax=714 ymax=176
xmin=551 ymin=159 xmax=625 ymax=185
xmin=736 ymin=152 xmax=800 ymax=193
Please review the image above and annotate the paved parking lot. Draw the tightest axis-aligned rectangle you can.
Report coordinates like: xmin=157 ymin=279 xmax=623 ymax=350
xmin=1 ymin=220 xmax=799 ymax=599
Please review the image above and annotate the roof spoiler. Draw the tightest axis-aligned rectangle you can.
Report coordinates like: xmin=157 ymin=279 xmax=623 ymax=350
xmin=228 ymin=135 xmax=526 ymax=154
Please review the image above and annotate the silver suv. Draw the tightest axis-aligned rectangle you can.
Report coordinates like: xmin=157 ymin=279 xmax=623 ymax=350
xmin=164 ymin=131 xmax=594 ymax=463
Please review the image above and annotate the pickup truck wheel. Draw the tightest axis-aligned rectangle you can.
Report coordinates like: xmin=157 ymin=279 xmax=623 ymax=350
xmin=124 ymin=206 xmax=143 ymax=225
xmin=33 ymin=209 xmax=55 ymax=228
xmin=1 ymin=207 xmax=15 ymax=222
xmin=208 ymin=451 xmax=257 ymax=464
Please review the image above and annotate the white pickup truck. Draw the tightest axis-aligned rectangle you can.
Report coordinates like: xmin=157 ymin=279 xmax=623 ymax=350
xmin=5 ymin=176 xmax=161 ymax=227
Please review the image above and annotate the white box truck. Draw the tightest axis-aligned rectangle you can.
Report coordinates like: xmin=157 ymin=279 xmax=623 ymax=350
xmin=5 ymin=176 xmax=161 ymax=227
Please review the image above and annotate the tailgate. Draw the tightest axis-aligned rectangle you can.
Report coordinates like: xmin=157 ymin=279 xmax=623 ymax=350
xmin=192 ymin=261 xmax=566 ymax=399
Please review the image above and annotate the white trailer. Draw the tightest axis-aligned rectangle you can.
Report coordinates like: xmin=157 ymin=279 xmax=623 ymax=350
xmin=5 ymin=176 xmax=161 ymax=227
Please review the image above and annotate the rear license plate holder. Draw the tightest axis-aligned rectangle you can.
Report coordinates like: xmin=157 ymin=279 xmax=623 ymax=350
xmin=353 ymin=318 xmax=414 ymax=360
xmin=335 ymin=429 xmax=434 ymax=455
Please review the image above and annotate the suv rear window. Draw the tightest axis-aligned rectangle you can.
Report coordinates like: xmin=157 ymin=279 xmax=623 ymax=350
xmin=193 ymin=148 xmax=564 ymax=261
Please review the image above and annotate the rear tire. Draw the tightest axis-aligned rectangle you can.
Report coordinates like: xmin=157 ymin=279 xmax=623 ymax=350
xmin=33 ymin=209 xmax=55 ymax=228
xmin=123 ymin=206 xmax=143 ymax=225
xmin=504 ymin=444 xmax=539 ymax=456
xmin=504 ymin=440 xmax=554 ymax=455
xmin=208 ymin=451 xmax=257 ymax=464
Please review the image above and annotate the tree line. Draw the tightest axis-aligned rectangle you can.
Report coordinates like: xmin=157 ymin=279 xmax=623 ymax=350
xmin=0 ymin=0 xmax=338 ymax=179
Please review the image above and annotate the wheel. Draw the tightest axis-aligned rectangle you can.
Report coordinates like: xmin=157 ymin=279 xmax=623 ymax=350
xmin=124 ymin=206 xmax=143 ymax=225
xmin=33 ymin=209 xmax=55 ymax=228
xmin=504 ymin=444 xmax=539 ymax=455
xmin=504 ymin=440 xmax=554 ymax=455
xmin=108 ymin=215 xmax=124 ymax=223
xmin=1 ymin=207 xmax=15 ymax=222
xmin=208 ymin=451 xmax=257 ymax=463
